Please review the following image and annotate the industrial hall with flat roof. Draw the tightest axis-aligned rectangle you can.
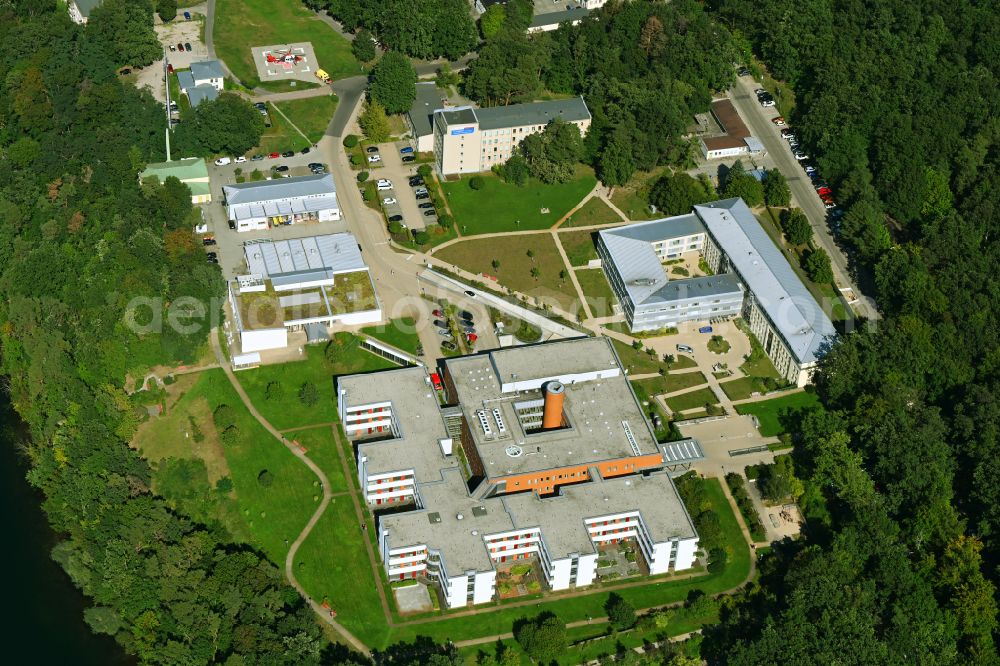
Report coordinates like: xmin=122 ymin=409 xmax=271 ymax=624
xmin=336 ymin=337 xmax=702 ymax=609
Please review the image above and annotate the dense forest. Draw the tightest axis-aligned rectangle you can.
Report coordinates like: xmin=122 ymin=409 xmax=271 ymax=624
xmin=0 ymin=1 xmax=351 ymax=662
xmin=461 ymin=0 xmax=742 ymax=186
xmin=697 ymin=0 xmax=1000 ymax=662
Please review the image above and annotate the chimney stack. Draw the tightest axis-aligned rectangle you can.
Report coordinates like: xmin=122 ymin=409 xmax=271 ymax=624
xmin=542 ymin=381 xmax=565 ymax=430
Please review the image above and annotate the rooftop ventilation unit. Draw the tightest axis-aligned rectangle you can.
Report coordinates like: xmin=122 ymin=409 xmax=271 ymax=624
xmin=477 ymin=410 xmax=493 ymax=437
xmin=492 ymin=408 xmax=507 ymax=435
xmin=629 ymin=278 xmax=658 ymax=286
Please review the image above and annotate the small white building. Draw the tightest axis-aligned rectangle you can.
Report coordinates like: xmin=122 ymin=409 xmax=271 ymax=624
xmin=223 ymin=173 xmax=340 ymax=233
xmin=189 ymin=60 xmax=225 ymax=91
xmin=230 ymin=233 xmax=381 ymax=353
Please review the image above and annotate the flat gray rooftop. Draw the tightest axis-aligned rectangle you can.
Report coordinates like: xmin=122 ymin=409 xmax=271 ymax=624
xmin=475 ymin=97 xmax=591 ymax=131
xmin=641 ymin=274 xmax=743 ymax=307
xmin=381 ymin=469 xmax=514 ymax=574
xmin=444 ymin=338 xmax=661 ymax=477
xmin=409 ymin=82 xmax=443 ymax=139
xmin=191 ymin=60 xmax=225 ymax=82
xmin=224 ymin=173 xmax=337 ymax=206
xmin=244 ymin=233 xmax=365 ymax=279
xmin=339 ymin=367 xmax=458 ymax=483
xmin=529 ymin=7 xmax=590 ymax=28
xmin=503 ymin=472 xmax=697 ymax=559
xmin=434 ymin=106 xmax=477 ymax=129
xmin=695 ymin=199 xmax=836 ymax=364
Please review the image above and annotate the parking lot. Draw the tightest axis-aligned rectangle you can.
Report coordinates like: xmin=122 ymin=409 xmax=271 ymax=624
xmin=372 ymin=143 xmax=433 ymax=230
xmin=199 ymin=151 xmax=345 ymax=279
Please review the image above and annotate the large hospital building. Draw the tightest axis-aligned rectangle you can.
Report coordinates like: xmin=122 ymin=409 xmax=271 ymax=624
xmin=598 ymin=198 xmax=836 ymax=387
xmin=432 ymin=98 xmax=591 ymax=176
xmin=336 ymin=337 xmax=702 ymax=608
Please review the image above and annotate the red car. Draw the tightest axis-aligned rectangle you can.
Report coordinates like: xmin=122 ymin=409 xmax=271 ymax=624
xmin=269 ymin=152 xmax=280 ymax=159
xmin=429 ymin=373 xmax=443 ymax=391
xmin=816 ymin=186 xmax=832 ymax=197
xmin=432 ymin=309 xmax=443 ymax=318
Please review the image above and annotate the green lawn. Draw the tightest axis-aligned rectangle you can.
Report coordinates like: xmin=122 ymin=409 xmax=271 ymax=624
xmin=633 ymin=372 xmax=708 ymax=397
xmin=669 ymin=354 xmax=699 ymax=370
xmin=289 ymin=426 xmax=348 ymax=493
xmin=273 ymin=95 xmax=338 ymax=144
xmin=666 ymin=387 xmax=720 ymax=413
xmin=256 ymin=107 xmax=311 ymax=155
xmin=560 ymin=197 xmax=623 ymax=228
xmin=441 ymin=168 xmax=597 ymax=235
xmin=736 ymin=391 xmax=821 ymax=436
xmin=612 ymin=338 xmax=664 ymax=375
xmin=559 ymin=229 xmax=599 ymax=267
xmin=213 ymin=0 xmax=360 ymax=88
xmin=294 ymin=497 xmax=392 ymax=648
xmin=719 ymin=377 xmax=759 ymax=401
xmin=235 ymin=334 xmax=396 ymax=431
xmin=435 ymin=234 xmax=580 ymax=313
xmin=575 ymin=269 xmax=618 ymax=318
xmin=360 ymin=317 xmax=421 ymax=356
xmin=137 ymin=370 xmax=318 ymax=564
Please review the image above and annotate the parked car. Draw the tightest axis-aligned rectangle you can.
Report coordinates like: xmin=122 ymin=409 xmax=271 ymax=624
xmin=366 ymin=146 xmax=379 ymax=154
xmin=418 ymin=202 xmax=434 ymax=209
xmin=254 ymin=102 xmax=266 ymax=110
xmin=804 ymin=165 xmax=818 ymax=175
xmin=459 ymin=310 xmax=474 ymax=321
xmin=462 ymin=326 xmax=476 ymax=335
xmin=408 ymin=177 xmax=424 ymax=187
xmin=676 ymin=344 xmax=694 ymax=354
xmin=464 ymin=290 xmax=476 ymax=298
xmin=274 ymin=165 xmax=289 ymax=172
xmin=794 ymin=150 xmax=809 ymax=161
xmin=169 ymin=45 xmax=176 ymax=52
xmin=205 ymin=252 xmax=218 ymax=259
xmin=402 ymin=156 xmax=415 ymax=163
xmin=414 ymin=187 xmax=429 ymax=196
xmin=206 ymin=256 xmax=219 ymax=264
xmin=771 ymin=116 xmax=785 ymax=126
xmin=203 ymin=238 xmax=217 ymax=246
xmin=228 ymin=220 xmax=236 ymax=230
xmin=308 ymin=162 xmax=324 ymax=170
xmin=184 ymin=43 xmax=192 ymax=52
xmin=301 ymin=147 xmax=310 ymax=155
xmin=234 ymin=156 xmax=247 ymax=164
xmin=437 ymin=329 xmax=453 ymax=339
xmin=415 ymin=192 xmax=429 ymax=200
xmin=388 ymin=214 xmax=403 ymax=222
xmin=183 ymin=11 xmax=191 ymax=20
xmin=310 ymin=166 xmax=326 ymax=174
xmin=422 ymin=210 xmax=436 ymax=217
xmin=816 ymin=186 xmax=832 ymax=197
xmin=281 ymin=150 xmax=294 ymax=158
xmin=368 ymin=155 xmax=382 ymax=163
xmin=269 ymin=152 xmax=280 ymax=159
xmin=824 ymin=200 xmax=837 ymax=209
xmin=738 ymin=67 xmax=751 ymax=77
xmin=780 ymin=128 xmax=794 ymax=138
xmin=382 ymin=197 xmax=397 ymax=205
xmin=432 ymin=309 xmax=444 ymax=317
xmin=760 ymin=97 xmax=775 ymax=107
xmin=251 ymin=154 xmax=265 ymax=161
xmin=167 ymin=64 xmax=175 ymax=74
xmin=441 ymin=341 xmax=457 ymax=352
xmin=784 ymin=133 xmax=797 ymax=143
xmin=433 ymin=319 xmax=448 ymax=329
xmin=214 ymin=157 xmax=231 ymax=166
xmin=376 ymin=179 xmax=392 ymax=191
xmin=400 ymin=146 xmax=414 ymax=154
xmin=177 ymin=43 xmax=184 ymax=52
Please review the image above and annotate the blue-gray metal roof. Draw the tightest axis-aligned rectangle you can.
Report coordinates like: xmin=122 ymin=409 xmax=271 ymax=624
xmin=176 ymin=71 xmax=195 ymax=91
xmin=694 ymin=199 xmax=836 ymax=364
xmin=243 ymin=233 xmax=365 ymax=279
xmin=475 ymin=97 xmax=590 ymax=130
xmin=191 ymin=60 xmax=225 ymax=82
xmin=224 ymin=173 xmax=336 ymax=206
xmin=642 ymin=274 xmax=743 ymax=306
xmin=187 ymin=84 xmax=218 ymax=107
xmin=530 ymin=7 xmax=589 ymax=28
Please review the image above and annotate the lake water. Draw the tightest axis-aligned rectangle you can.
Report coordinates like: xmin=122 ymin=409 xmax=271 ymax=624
xmin=0 ymin=395 xmax=131 ymax=664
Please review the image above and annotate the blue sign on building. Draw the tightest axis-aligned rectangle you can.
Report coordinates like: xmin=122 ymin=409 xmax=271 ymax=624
xmin=450 ymin=127 xmax=475 ymax=136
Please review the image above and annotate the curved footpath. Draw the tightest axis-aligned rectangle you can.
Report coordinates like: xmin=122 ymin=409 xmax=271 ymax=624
xmin=209 ymin=330 xmax=372 ymax=656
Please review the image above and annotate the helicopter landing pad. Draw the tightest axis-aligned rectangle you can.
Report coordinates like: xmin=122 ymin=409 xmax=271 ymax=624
xmin=251 ymin=42 xmax=319 ymax=84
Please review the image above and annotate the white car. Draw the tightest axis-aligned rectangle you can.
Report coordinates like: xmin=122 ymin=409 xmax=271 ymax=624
xmin=760 ymin=99 xmax=776 ymax=108
xmin=367 ymin=155 xmax=382 ymax=163
xmin=235 ymin=156 xmax=247 ymax=164
xmin=376 ymin=179 xmax=392 ymax=191
xmin=382 ymin=197 xmax=397 ymax=205
xmin=214 ymin=157 xmax=231 ymax=166
xmin=794 ymin=151 xmax=809 ymax=161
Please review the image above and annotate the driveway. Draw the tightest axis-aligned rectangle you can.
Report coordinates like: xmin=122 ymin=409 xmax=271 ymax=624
xmin=727 ymin=76 xmax=878 ymax=320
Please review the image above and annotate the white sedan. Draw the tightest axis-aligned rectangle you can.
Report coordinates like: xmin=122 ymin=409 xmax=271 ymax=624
xmin=368 ymin=155 xmax=382 ymax=163
xmin=235 ymin=156 xmax=247 ymax=164
xmin=382 ymin=197 xmax=397 ymax=205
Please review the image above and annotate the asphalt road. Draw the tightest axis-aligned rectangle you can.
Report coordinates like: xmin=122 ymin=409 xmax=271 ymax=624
xmin=729 ymin=76 xmax=879 ymax=321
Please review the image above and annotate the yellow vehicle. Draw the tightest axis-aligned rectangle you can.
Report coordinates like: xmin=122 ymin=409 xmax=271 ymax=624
xmin=315 ymin=68 xmax=332 ymax=84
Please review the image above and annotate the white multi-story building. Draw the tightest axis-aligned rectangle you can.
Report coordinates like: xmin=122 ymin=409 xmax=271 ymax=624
xmin=338 ymin=338 xmax=702 ymax=609
xmin=432 ymin=98 xmax=591 ymax=176
xmin=599 ymin=199 xmax=837 ymax=387
xmin=68 ymin=0 xmax=101 ymax=24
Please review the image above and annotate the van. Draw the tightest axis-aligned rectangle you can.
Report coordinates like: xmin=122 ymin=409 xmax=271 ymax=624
xmin=214 ymin=157 xmax=231 ymax=166
xmin=676 ymin=344 xmax=694 ymax=354
xmin=376 ymin=179 xmax=392 ymax=191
